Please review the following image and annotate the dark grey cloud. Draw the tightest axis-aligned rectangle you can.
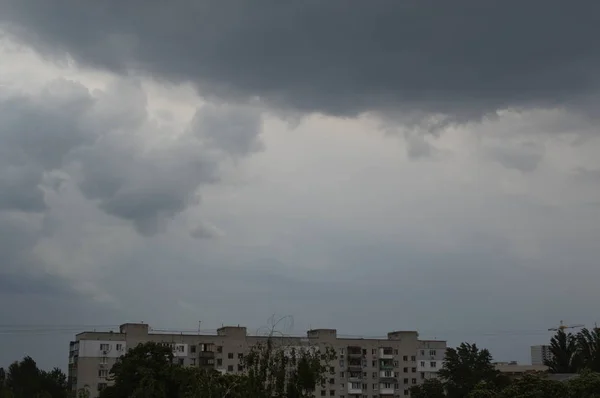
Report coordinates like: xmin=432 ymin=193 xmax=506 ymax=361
xmin=0 ymin=78 xmax=263 ymax=236
xmin=0 ymin=80 xmax=95 ymax=213
xmin=1 ymin=0 xmax=599 ymax=121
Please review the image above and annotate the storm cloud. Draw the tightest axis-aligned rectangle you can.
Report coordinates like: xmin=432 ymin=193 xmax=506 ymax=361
xmin=1 ymin=0 xmax=599 ymax=121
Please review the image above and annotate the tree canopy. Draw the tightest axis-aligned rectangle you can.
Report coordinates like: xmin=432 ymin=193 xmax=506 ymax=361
xmin=99 ymin=339 xmax=335 ymax=398
xmin=0 ymin=357 xmax=67 ymax=398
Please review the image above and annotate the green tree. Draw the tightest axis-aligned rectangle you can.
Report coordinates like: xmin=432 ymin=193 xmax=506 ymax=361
xmin=546 ymin=330 xmax=580 ymax=373
xmin=99 ymin=342 xmax=180 ymax=398
xmin=5 ymin=357 xmax=42 ymax=398
xmin=576 ymin=328 xmax=600 ymax=372
xmin=566 ymin=369 xmax=600 ymax=398
xmin=497 ymin=374 xmax=568 ymax=398
xmin=409 ymin=378 xmax=446 ymax=398
xmin=102 ymin=338 xmax=334 ymax=398
xmin=438 ymin=343 xmax=503 ymax=398
xmin=242 ymin=339 xmax=335 ymax=398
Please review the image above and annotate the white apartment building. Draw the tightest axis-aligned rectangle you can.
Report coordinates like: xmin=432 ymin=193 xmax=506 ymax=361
xmin=530 ymin=345 xmax=553 ymax=365
xmin=68 ymin=323 xmax=446 ymax=398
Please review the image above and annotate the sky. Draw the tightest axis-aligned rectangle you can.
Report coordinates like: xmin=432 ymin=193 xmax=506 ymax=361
xmin=1 ymin=0 xmax=600 ymax=370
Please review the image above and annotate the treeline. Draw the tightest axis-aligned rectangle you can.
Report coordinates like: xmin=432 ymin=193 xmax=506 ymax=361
xmin=2 ymin=327 xmax=600 ymax=397
xmin=0 ymin=357 xmax=68 ymax=398
xmin=544 ymin=327 xmax=600 ymax=373
xmin=409 ymin=342 xmax=600 ymax=398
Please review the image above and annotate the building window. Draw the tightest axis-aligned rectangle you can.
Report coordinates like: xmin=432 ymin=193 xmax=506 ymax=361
xmin=420 ymin=361 xmax=425 ymax=367
xmin=190 ymin=345 xmax=196 ymax=353
xmin=340 ymin=372 xmax=345 ymax=377
xmin=403 ymin=367 xmax=408 ymax=373
xmin=411 ymin=367 xmax=416 ymax=373
xmin=362 ymin=349 xmax=367 ymax=356
xmin=411 ymin=378 xmax=417 ymax=384
xmin=97 ymin=383 xmax=107 ymax=391
xmin=420 ymin=350 xmax=425 ymax=356
xmin=394 ymin=349 xmax=399 ymax=355
xmin=403 ymin=355 xmax=408 ymax=361
xmin=430 ymin=350 xmax=436 ymax=356
xmin=228 ymin=353 xmax=234 ymax=359
xmin=227 ymin=365 xmax=234 ymax=372
xmin=329 ymin=378 xmax=335 ymax=385
xmin=372 ymin=360 xmax=377 ymax=367
xmin=362 ymin=383 xmax=367 ymax=389
xmin=393 ymin=361 xmax=398 ymax=367
xmin=394 ymin=372 xmax=399 ymax=377
xmin=191 ymin=358 xmax=196 ymax=366
xmin=176 ymin=345 xmax=185 ymax=353
xmin=321 ymin=391 xmax=326 ymax=396
xmin=363 ymin=372 xmax=367 ymax=377
xmin=99 ymin=344 xmax=110 ymax=351
xmin=216 ymin=359 xmax=222 ymax=366
xmin=404 ymin=390 xmax=409 ymax=396
xmin=340 ymin=359 xmax=345 ymax=367
xmin=217 ymin=346 xmax=223 ymax=353
xmin=420 ymin=372 xmax=425 ymax=379
xmin=430 ymin=361 xmax=437 ymax=368
xmin=238 ymin=364 xmax=243 ymax=371
xmin=411 ymin=356 xmax=416 ymax=361
xmin=100 ymin=357 xmax=108 ymax=364
xmin=178 ymin=358 xmax=184 ymax=365
xmin=373 ymin=383 xmax=378 ymax=390
xmin=116 ymin=344 xmax=123 ymax=351
xmin=98 ymin=370 xmax=108 ymax=378
xmin=403 ymin=378 xmax=408 ymax=384
xmin=330 ymin=390 xmax=335 ymax=396
xmin=372 ymin=372 xmax=377 ymax=378
xmin=238 ymin=353 xmax=244 ymax=359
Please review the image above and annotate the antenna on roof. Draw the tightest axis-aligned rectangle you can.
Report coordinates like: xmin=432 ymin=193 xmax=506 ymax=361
xmin=198 ymin=321 xmax=201 ymax=334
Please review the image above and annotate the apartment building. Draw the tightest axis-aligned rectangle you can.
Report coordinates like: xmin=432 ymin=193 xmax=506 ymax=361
xmin=530 ymin=345 xmax=552 ymax=365
xmin=68 ymin=323 xmax=446 ymax=398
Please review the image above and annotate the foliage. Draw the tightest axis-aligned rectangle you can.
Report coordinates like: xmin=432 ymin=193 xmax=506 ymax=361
xmin=546 ymin=329 xmax=580 ymax=373
xmin=409 ymin=378 xmax=445 ymax=398
xmin=438 ymin=343 xmax=504 ymax=398
xmin=576 ymin=328 xmax=600 ymax=373
xmin=0 ymin=357 xmax=67 ymax=398
xmin=100 ymin=339 xmax=335 ymax=398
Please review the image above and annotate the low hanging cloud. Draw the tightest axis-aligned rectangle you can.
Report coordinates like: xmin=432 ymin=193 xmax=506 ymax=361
xmin=0 ymin=78 xmax=264 ymax=236
xmin=1 ymin=1 xmax=599 ymax=122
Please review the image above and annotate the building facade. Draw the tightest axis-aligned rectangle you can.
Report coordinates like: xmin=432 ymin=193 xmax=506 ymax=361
xmin=530 ymin=345 xmax=552 ymax=365
xmin=68 ymin=323 xmax=446 ymax=398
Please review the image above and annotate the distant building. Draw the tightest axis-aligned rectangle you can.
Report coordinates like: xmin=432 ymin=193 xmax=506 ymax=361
xmin=531 ymin=345 xmax=553 ymax=365
xmin=68 ymin=322 xmax=446 ymax=398
xmin=494 ymin=361 xmax=548 ymax=379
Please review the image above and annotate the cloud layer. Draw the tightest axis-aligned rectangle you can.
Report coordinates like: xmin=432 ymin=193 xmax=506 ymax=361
xmin=2 ymin=1 xmax=599 ymax=121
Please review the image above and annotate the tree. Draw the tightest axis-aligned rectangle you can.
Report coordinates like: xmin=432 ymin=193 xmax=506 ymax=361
xmin=438 ymin=343 xmax=503 ymax=398
xmin=546 ymin=330 xmax=580 ymax=373
xmin=242 ymin=339 xmax=335 ymax=398
xmin=5 ymin=357 xmax=42 ymax=398
xmin=409 ymin=378 xmax=446 ymax=398
xmin=576 ymin=328 xmax=600 ymax=372
xmin=497 ymin=374 xmax=568 ymax=398
xmin=102 ymin=338 xmax=335 ymax=398
xmin=566 ymin=369 xmax=600 ymax=397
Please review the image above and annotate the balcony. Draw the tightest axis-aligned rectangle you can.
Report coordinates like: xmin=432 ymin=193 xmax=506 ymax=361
xmin=348 ymin=372 xmax=362 ymax=382
xmin=379 ymin=359 xmax=394 ymax=370
xmin=379 ymin=384 xmax=395 ymax=395
xmin=347 ymin=383 xmax=362 ymax=395
xmin=347 ymin=346 xmax=363 ymax=358
xmin=380 ymin=347 xmax=394 ymax=359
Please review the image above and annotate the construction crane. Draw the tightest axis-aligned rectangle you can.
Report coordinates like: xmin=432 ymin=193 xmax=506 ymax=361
xmin=548 ymin=320 xmax=585 ymax=332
